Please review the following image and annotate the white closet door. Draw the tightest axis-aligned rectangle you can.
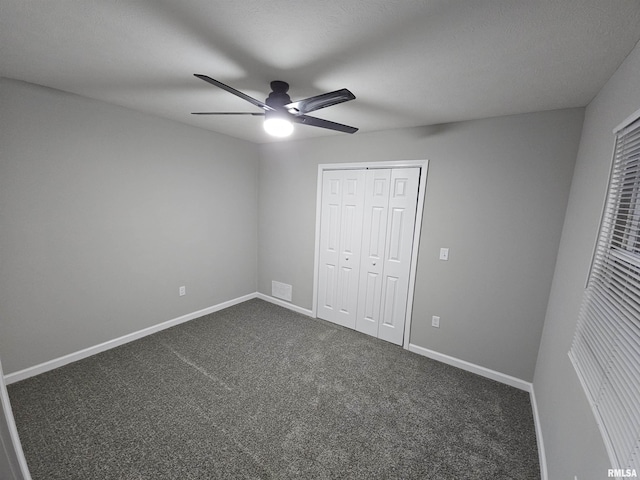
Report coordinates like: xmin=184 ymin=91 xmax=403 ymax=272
xmin=355 ymin=169 xmax=391 ymax=337
xmin=317 ymin=169 xmax=365 ymax=328
xmin=377 ymin=168 xmax=420 ymax=345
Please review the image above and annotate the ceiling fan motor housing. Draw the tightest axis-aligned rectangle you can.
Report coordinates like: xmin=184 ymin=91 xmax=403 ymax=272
xmin=266 ymin=81 xmax=292 ymax=110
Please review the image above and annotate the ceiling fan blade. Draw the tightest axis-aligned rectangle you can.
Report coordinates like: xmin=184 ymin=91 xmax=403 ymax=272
xmin=192 ymin=112 xmax=265 ymax=116
xmin=292 ymin=114 xmax=358 ymax=134
xmin=285 ymin=89 xmax=355 ymax=114
xmin=194 ymin=74 xmax=274 ymax=112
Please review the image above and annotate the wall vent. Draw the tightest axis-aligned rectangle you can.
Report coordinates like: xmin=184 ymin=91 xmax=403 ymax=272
xmin=272 ymin=281 xmax=292 ymax=302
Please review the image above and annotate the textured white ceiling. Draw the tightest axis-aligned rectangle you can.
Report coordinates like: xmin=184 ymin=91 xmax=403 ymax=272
xmin=1 ymin=1 xmax=640 ymax=143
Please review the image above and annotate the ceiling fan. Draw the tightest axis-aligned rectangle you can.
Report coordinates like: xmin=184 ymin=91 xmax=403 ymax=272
xmin=192 ymin=74 xmax=358 ymax=137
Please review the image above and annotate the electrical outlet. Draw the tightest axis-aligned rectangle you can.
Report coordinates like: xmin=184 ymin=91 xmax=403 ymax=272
xmin=179 ymin=286 xmax=186 ymax=296
xmin=431 ymin=315 xmax=440 ymax=328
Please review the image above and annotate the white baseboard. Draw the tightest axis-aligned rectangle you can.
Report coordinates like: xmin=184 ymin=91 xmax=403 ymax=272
xmin=529 ymin=385 xmax=548 ymax=480
xmin=407 ymin=343 xmax=531 ymax=391
xmin=3 ymin=293 xmax=258 ymax=385
xmin=255 ymin=292 xmax=314 ymax=317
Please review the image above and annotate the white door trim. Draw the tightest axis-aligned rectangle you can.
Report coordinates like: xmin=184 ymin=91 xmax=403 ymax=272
xmin=312 ymin=160 xmax=429 ymax=350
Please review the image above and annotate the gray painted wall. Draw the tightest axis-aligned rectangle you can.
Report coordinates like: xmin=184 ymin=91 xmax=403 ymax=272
xmin=534 ymin=40 xmax=640 ymax=479
xmin=0 ymin=78 xmax=259 ymax=374
xmin=258 ymin=109 xmax=583 ymax=382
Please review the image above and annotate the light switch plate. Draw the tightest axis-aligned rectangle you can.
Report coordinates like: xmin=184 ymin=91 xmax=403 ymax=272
xmin=439 ymin=248 xmax=449 ymax=261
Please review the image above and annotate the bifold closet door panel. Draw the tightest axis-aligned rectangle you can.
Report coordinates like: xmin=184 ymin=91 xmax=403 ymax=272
xmin=317 ymin=170 xmax=341 ymax=323
xmin=355 ymin=169 xmax=391 ymax=337
xmin=317 ymin=169 xmax=365 ymax=328
xmin=377 ymin=168 xmax=420 ymax=345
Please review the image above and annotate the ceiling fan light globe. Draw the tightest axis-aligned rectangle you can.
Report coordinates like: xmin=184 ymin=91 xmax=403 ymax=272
xmin=264 ymin=117 xmax=294 ymax=137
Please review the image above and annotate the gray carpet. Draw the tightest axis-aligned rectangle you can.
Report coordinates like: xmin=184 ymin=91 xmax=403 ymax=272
xmin=8 ymin=299 xmax=540 ymax=479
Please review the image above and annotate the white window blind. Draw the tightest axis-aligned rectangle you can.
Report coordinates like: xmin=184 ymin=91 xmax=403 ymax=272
xmin=569 ymin=112 xmax=640 ymax=473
